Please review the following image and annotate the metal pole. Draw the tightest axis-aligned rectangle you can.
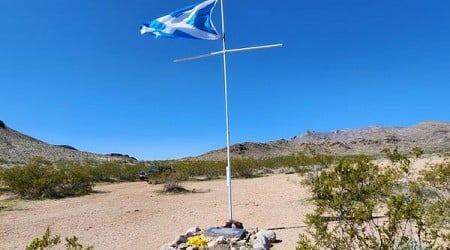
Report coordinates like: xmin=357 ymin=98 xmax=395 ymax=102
xmin=219 ymin=0 xmax=233 ymax=221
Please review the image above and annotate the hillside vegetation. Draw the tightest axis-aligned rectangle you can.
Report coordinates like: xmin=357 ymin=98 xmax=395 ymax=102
xmin=0 ymin=120 xmax=136 ymax=165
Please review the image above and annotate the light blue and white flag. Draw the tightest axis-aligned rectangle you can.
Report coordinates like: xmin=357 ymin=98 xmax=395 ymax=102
xmin=140 ymin=0 xmax=220 ymax=40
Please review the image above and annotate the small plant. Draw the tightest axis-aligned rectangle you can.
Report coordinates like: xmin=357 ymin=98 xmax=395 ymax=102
xmin=65 ymin=236 xmax=94 ymax=250
xmin=26 ymin=227 xmax=93 ymax=250
xmin=26 ymin=227 xmax=61 ymax=250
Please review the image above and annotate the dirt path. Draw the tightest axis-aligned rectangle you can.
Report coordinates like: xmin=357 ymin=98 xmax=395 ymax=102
xmin=0 ymin=174 xmax=312 ymax=249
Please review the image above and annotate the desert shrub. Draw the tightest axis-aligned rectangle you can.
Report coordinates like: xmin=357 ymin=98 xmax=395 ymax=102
xmin=89 ymin=161 xmax=144 ymax=182
xmin=232 ymin=158 xmax=258 ymax=178
xmin=55 ymin=162 xmax=94 ymax=197
xmin=297 ymin=149 xmax=450 ymax=250
xmin=90 ymin=162 xmax=121 ymax=182
xmin=162 ymin=180 xmax=189 ymax=193
xmin=0 ymin=157 xmax=94 ymax=199
xmin=26 ymin=227 xmax=93 ymax=250
xmin=420 ymin=161 xmax=450 ymax=199
xmin=147 ymin=160 xmax=225 ymax=183
xmin=419 ymin=160 xmax=450 ymax=228
xmin=150 ymin=153 xmax=341 ymax=183
xmin=116 ymin=162 xmax=146 ymax=181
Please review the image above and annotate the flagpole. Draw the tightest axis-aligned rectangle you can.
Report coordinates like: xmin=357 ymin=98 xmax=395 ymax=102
xmin=219 ymin=0 xmax=233 ymax=221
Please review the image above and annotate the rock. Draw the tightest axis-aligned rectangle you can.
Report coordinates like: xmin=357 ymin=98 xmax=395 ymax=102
xmin=255 ymin=230 xmax=276 ymax=243
xmin=178 ymin=242 xmax=187 ymax=249
xmin=0 ymin=120 xmax=6 ymax=129
xmin=160 ymin=244 xmax=176 ymax=250
xmin=174 ymin=235 xmax=187 ymax=244
xmin=252 ymin=242 xmax=267 ymax=250
xmin=55 ymin=144 xmax=78 ymax=151
xmin=252 ymin=230 xmax=276 ymax=250
xmin=210 ymin=243 xmax=232 ymax=250
xmin=222 ymin=220 xmax=244 ymax=229
xmin=284 ymin=167 xmax=297 ymax=174
xmin=169 ymin=240 xmax=178 ymax=247
xmin=106 ymin=153 xmax=137 ymax=161
xmin=246 ymin=228 xmax=257 ymax=237
xmin=208 ymin=240 xmax=218 ymax=249
xmin=185 ymin=226 xmax=201 ymax=237
xmin=216 ymin=236 xmax=227 ymax=244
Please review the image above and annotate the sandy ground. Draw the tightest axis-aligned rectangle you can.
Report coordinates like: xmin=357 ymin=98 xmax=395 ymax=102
xmin=0 ymin=173 xmax=313 ymax=250
xmin=1 ymin=155 xmax=445 ymax=250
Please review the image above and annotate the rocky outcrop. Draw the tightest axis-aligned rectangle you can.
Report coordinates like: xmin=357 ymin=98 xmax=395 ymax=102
xmin=291 ymin=121 xmax=450 ymax=155
xmin=193 ymin=121 xmax=450 ymax=160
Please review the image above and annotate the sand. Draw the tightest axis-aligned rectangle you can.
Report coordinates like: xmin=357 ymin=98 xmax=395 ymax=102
xmin=0 ymin=173 xmax=312 ymax=249
xmin=1 ymin=155 xmax=444 ymax=249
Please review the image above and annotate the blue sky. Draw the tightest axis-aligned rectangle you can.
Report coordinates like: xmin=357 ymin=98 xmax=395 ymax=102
xmin=1 ymin=0 xmax=449 ymax=160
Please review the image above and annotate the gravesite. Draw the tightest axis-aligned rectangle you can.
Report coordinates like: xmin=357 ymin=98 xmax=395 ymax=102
xmin=1 ymin=0 xmax=450 ymax=249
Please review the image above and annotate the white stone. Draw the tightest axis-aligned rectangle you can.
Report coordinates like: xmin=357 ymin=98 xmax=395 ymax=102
xmin=255 ymin=230 xmax=276 ymax=243
xmin=160 ymin=244 xmax=176 ymax=250
xmin=185 ymin=226 xmax=201 ymax=237
xmin=216 ymin=236 xmax=227 ymax=244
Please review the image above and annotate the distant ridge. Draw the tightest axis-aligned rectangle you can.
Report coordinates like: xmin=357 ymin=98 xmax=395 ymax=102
xmin=2 ymin=120 xmax=449 ymax=164
xmin=0 ymin=120 xmax=136 ymax=165
xmin=193 ymin=121 xmax=450 ymax=160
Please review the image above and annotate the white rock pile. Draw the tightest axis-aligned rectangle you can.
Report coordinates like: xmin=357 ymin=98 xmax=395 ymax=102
xmin=161 ymin=224 xmax=277 ymax=250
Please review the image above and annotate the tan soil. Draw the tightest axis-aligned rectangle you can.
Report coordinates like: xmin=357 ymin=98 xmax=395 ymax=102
xmin=1 ymin=155 xmax=444 ymax=250
xmin=0 ymin=174 xmax=312 ymax=250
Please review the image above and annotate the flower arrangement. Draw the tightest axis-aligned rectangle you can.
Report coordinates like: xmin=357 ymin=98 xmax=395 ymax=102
xmin=186 ymin=235 xmax=208 ymax=249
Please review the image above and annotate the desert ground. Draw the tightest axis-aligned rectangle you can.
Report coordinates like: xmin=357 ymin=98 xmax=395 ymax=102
xmin=0 ymin=173 xmax=313 ymax=249
xmin=0 ymin=155 xmax=444 ymax=250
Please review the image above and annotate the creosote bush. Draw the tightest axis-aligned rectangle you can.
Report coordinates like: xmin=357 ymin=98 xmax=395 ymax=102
xmin=0 ymin=157 xmax=94 ymax=199
xmin=90 ymin=161 xmax=146 ymax=182
xmin=0 ymin=157 xmax=146 ymax=199
xmin=147 ymin=152 xmax=338 ymax=184
xmin=297 ymin=148 xmax=450 ymax=250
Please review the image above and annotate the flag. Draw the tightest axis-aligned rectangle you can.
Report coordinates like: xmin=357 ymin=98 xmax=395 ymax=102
xmin=140 ymin=0 xmax=220 ymax=40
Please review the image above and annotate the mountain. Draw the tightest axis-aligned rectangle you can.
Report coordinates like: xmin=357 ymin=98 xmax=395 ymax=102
xmin=0 ymin=120 xmax=136 ymax=166
xmin=2 ymin=120 xmax=450 ymax=164
xmin=194 ymin=121 xmax=450 ymax=160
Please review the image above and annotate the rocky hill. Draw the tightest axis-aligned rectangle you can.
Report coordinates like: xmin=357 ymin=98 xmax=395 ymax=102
xmin=0 ymin=120 xmax=136 ymax=166
xmin=2 ymin=120 xmax=449 ymax=164
xmin=194 ymin=121 xmax=450 ymax=160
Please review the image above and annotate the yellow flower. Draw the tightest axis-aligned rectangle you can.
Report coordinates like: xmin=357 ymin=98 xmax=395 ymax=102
xmin=186 ymin=235 xmax=208 ymax=248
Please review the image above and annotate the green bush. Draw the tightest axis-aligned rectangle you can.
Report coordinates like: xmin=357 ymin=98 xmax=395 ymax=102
xmin=232 ymin=158 xmax=258 ymax=178
xmin=26 ymin=227 xmax=93 ymax=250
xmin=90 ymin=162 xmax=145 ymax=182
xmin=146 ymin=153 xmax=342 ymax=184
xmin=297 ymin=149 xmax=450 ymax=250
xmin=0 ymin=157 xmax=94 ymax=199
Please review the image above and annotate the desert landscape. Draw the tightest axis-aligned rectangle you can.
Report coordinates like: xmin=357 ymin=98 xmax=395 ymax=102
xmin=1 ymin=154 xmax=445 ymax=250
xmin=1 ymin=173 xmax=311 ymax=249
xmin=1 ymin=121 xmax=450 ymax=249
